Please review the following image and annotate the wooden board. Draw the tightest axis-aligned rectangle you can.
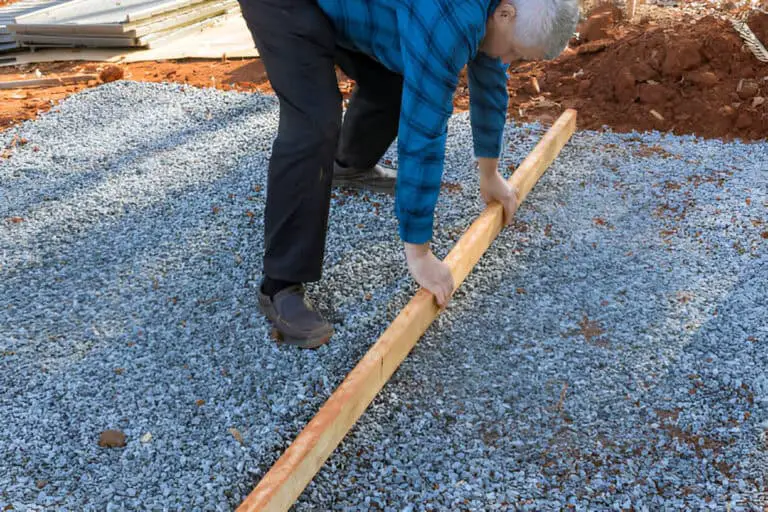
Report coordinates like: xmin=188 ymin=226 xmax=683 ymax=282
xmin=0 ymin=73 xmax=97 ymax=88
xmin=236 ymin=109 xmax=578 ymax=512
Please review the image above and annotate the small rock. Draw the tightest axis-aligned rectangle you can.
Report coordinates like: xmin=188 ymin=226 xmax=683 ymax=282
xmin=98 ymin=429 xmax=126 ymax=448
xmin=99 ymin=66 xmax=124 ymax=84
xmin=229 ymin=428 xmax=244 ymax=445
xmin=35 ymin=480 xmax=47 ymax=489
xmin=737 ymin=79 xmax=760 ymax=100
xmin=140 ymin=432 xmax=152 ymax=444
xmin=662 ymin=41 xmax=702 ymax=77
xmin=686 ymin=70 xmax=718 ymax=86
xmin=719 ymin=105 xmax=736 ymax=118
xmin=752 ymin=96 xmax=765 ymax=108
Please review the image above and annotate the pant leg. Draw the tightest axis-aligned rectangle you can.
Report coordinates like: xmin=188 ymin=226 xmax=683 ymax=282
xmin=334 ymin=48 xmax=404 ymax=169
xmin=238 ymin=0 xmax=342 ymax=283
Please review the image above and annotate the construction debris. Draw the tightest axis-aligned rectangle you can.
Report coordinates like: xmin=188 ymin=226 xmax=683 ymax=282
xmin=7 ymin=0 xmax=240 ymax=49
xmin=0 ymin=0 xmax=67 ymax=52
xmin=0 ymin=0 xmax=258 ymax=65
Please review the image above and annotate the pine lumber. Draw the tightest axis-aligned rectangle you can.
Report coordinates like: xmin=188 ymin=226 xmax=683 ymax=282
xmin=236 ymin=108 xmax=578 ymax=512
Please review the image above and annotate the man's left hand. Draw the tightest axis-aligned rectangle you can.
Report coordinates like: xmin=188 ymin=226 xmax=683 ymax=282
xmin=478 ymin=161 xmax=519 ymax=225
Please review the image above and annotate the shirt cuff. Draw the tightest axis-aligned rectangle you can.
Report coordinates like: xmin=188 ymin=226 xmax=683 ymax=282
xmin=473 ymin=138 xmax=503 ymax=159
xmin=397 ymin=212 xmax=434 ymax=245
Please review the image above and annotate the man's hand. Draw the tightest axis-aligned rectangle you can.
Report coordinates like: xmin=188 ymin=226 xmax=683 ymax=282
xmin=478 ymin=157 xmax=519 ymax=225
xmin=404 ymin=242 xmax=454 ymax=308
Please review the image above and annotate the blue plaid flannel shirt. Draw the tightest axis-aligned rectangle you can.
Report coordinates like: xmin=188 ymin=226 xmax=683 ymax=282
xmin=317 ymin=0 xmax=510 ymax=244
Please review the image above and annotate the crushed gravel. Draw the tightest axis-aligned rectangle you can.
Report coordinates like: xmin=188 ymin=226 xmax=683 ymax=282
xmin=0 ymin=81 xmax=766 ymax=511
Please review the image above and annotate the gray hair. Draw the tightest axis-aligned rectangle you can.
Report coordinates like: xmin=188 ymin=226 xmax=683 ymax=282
xmin=512 ymin=0 xmax=580 ymax=59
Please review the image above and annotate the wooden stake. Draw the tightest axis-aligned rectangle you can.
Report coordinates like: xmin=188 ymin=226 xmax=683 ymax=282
xmin=626 ymin=0 xmax=636 ymax=20
xmin=531 ymin=76 xmax=541 ymax=95
xmin=236 ymin=109 xmax=578 ymax=512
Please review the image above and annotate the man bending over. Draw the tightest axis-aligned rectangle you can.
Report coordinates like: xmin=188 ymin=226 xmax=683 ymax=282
xmin=237 ymin=0 xmax=579 ymax=348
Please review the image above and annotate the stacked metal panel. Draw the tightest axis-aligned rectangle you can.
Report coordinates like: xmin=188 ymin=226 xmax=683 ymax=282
xmin=0 ymin=0 xmax=69 ymax=52
xmin=5 ymin=0 xmax=240 ymax=50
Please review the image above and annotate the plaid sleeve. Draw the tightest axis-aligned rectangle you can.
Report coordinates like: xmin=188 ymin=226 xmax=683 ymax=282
xmin=467 ymin=52 xmax=509 ymax=159
xmin=394 ymin=7 xmax=473 ymax=244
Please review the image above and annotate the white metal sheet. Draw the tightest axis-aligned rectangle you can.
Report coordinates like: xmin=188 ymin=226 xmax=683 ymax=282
xmin=14 ymin=0 xmax=210 ymax=25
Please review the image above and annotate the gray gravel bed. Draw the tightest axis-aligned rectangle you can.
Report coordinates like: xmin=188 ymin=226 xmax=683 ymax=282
xmin=0 ymin=81 xmax=766 ymax=511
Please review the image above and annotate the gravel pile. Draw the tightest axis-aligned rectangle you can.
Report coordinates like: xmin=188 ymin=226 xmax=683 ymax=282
xmin=1 ymin=81 xmax=766 ymax=511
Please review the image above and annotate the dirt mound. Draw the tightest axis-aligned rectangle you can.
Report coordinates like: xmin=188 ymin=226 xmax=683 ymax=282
xmin=456 ymin=10 xmax=768 ymax=140
xmin=558 ymin=14 xmax=768 ymax=139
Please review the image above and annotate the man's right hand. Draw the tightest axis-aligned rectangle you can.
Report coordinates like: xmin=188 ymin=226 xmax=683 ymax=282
xmin=404 ymin=242 xmax=455 ymax=308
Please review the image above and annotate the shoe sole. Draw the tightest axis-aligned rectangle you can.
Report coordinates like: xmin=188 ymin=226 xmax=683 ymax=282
xmin=258 ymin=299 xmax=333 ymax=349
xmin=332 ymin=178 xmax=395 ymax=195
xmin=271 ymin=328 xmax=333 ymax=349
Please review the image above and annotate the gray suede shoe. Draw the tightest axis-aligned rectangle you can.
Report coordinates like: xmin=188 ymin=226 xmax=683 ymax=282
xmin=258 ymin=285 xmax=333 ymax=349
xmin=332 ymin=161 xmax=397 ymax=194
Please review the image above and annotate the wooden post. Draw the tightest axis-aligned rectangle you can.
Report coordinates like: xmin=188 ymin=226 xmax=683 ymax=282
xmin=626 ymin=0 xmax=636 ymax=20
xmin=237 ymin=109 xmax=578 ymax=512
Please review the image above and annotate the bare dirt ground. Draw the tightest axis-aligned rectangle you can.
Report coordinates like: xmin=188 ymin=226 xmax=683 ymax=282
xmin=1 ymin=3 xmax=767 ymax=140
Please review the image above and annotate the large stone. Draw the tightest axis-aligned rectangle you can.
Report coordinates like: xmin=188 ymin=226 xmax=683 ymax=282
xmin=737 ymin=79 xmax=760 ymax=100
xmin=579 ymin=7 xmax=619 ymax=42
xmin=98 ymin=429 xmax=126 ymax=448
xmin=662 ymin=41 xmax=703 ymax=77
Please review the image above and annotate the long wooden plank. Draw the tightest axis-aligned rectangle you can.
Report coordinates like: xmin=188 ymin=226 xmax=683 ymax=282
xmin=0 ymin=73 xmax=97 ymax=88
xmin=236 ymin=109 xmax=578 ymax=512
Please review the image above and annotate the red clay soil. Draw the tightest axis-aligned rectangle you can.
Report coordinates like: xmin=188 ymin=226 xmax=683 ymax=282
xmin=0 ymin=59 xmax=273 ymax=131
xmin=469 ymin=7 xmax=768 ymax=140
xmin=1 ymin=8 xmax=768 ymax=140
xmin=748 ymin=10 xmax=768 ymax=44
